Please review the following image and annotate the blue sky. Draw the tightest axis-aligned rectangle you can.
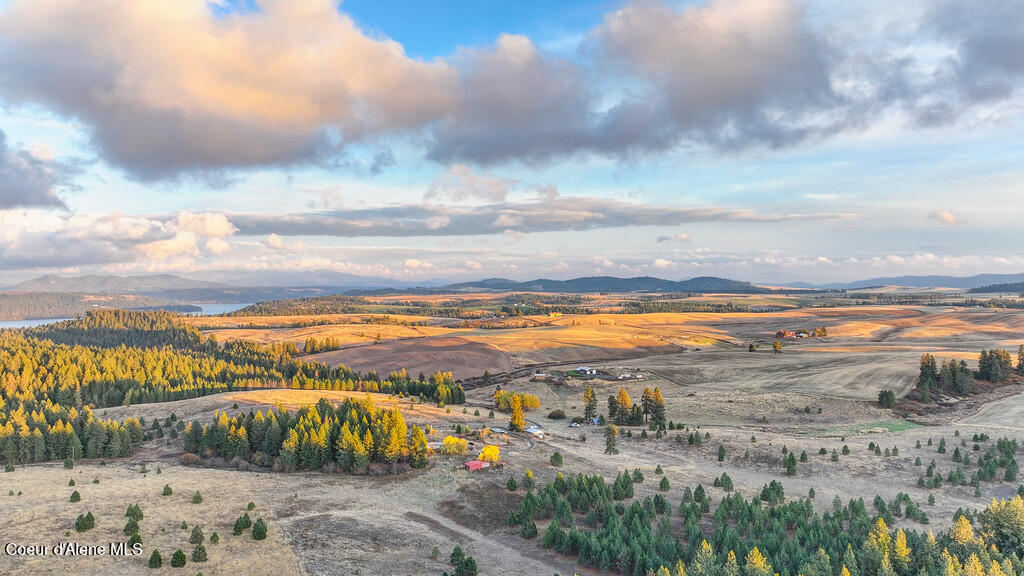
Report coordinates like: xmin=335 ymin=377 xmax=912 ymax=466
xmin=0 ymin=0 xmax=1022 ymax=285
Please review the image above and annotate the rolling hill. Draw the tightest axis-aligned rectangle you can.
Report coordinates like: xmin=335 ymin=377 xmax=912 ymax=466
xmin=9 ymin=274 xmax=225 ymax=294
xmin=443 ymin=275 xmax=771 ymax=293
xmin=818 ymin=273 xmax=1024 ymax=290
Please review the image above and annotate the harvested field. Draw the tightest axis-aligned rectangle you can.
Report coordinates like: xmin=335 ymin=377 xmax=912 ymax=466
xmin=305 ymin=336 xmax=513 ymax=380
xmin=958 ymin=391 xmax=1024 ymax=431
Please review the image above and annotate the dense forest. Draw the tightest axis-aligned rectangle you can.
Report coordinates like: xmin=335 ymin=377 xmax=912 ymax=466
xmin=182 ymin=396 xmax=430 ymax=472
xmin=0 ymin=310 xmax=464 ymax=466
xmin=506 ymin=471 xmax=1024 ymax=576
xmin=0 ymin=292 xmax=192 ymax=321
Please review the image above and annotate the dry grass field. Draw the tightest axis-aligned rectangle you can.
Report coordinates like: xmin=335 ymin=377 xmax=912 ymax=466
xmin=192 ymin=305 xmax=1024 ymax=399
xmin=7 ymin=302 xmax=1024 ymax=574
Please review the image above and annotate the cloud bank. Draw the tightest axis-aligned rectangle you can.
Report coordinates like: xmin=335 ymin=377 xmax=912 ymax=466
xmin=1 ymin=0 xmax=1020 ymax=179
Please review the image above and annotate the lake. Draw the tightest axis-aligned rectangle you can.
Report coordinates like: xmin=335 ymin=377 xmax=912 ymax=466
xmin=0 ymin=302 xmax=254 ymax=329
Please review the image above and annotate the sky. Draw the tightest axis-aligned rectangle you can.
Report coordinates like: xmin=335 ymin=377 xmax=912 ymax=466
xmin=0 ymin=0 xmax=1022 ymax=286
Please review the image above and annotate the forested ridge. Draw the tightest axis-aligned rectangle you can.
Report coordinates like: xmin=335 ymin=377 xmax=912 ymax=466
xmin=0 ymin=310 xmax=464 ymax=466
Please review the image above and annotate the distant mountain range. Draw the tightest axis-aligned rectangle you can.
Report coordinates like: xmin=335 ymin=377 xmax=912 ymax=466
xmin=443 ymin=276 xmax=771 ymax=294
xmin=969 ymin=282 xmax=1024 ymax=294
xmin=9 ymin=274 xmax=226 ymax=293
xmin=813 ymin=273 xmax=1024 ymax=290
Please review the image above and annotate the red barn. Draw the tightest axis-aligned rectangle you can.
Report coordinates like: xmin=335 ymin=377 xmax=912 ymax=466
xmin=465 ymin=460 xmax=489 ymax=471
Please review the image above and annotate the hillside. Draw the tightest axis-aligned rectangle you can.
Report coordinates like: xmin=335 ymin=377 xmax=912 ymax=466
xmin=444 ymin=275 xmax=770 ymax=293
xmin=969 ymin=281 xmax=1024 ymax=294
xmin=10 ymin=274 xmax=225 ymax=293
xmin=821 ymin=272 xmax=1024 ymax=290
xmin=0 ymin=292 xmax=199 ymax=321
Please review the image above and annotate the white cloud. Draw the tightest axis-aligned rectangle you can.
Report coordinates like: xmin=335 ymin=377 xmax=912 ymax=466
xmin=928 ymin=209 xmax=962 ymax=225
xmin=265 ymin=233 xmax=284 ymax=249
xmin=425 ymin=164 xmax=516 ymax=203
xmin=652 ymin=258 xmax=674 ymax=269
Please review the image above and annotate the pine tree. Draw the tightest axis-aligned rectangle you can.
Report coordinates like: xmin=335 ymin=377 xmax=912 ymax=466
xmin=651 ymin=387 xmax=666 ymax=425
xmin=785 ymin=452 xmax=798 ymax=475
xmin=191 ymin=544 xmax=207 ymax=563
xmin=604 ymin=425 xmax=619 ymax=455
xmin=550 ymin=452 xmax=563 ymax=467
xmin=148 ymin=550 xmax=163 ymax=568
xmin=583 ymin=387 xmax=597 ymax=421
xmin=252 ymin=518 xmax=267 ymax=540
xmin=170 ymin=549 xmax=186 ymax=568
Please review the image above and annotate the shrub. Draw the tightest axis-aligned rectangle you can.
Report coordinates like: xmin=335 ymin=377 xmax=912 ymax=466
xmin=162 ymin=484 xmax=172 ymax=496
xmin=659 ymin=476 xmax=670 ymax=491
xmin=126 ymin=504 xmax=143 ymax=521
xmin=247 ymin=502 xmax=255 ymax=511
xmin=64 ymin=458 xmax=74 ymax=469
xmin=68 ymin=479 xmax=75 ymax=486
xmin=210 ymin=532 xmax=219 ymax=545
xmin=170 ymin=549 xmax=187 ymax=568
xmin=70 ymin=491 xmax=80 ymax=502
xmin=878 ymin=390 xmax=896 ymax=408
xmin=252 ymin=518 xmax=267 ymax=540
xmin=547 ymin=409 xmax=566 ymax=420
xmin=550 ymin=452 xmax=563 ymax=467
xmin=233 ymin=513 xmax=252 ymax=535
xmin=74 ymin=511 xmax=95 ymax=532
xmin=192 ymin=491 xmax=203 ymax=504
xmin=506 ymin=477 xmax=517 ymax=491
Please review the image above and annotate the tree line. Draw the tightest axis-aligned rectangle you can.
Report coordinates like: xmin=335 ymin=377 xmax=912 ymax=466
xmin=0 ymin=311 xmax=464 ymax=466
xmin=181 ymin=396 xmax=430 ymax=473
xmin=505 ymin=469 xmax=1024 ymax=576
xmin=917 ymin=347 xmax=1022 ymax=402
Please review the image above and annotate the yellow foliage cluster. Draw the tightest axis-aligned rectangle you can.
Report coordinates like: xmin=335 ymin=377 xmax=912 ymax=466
xmin=441 ymin=435 xmax=468 ymax=455
xmin=478 ymin=444 xmax=500 ymax=463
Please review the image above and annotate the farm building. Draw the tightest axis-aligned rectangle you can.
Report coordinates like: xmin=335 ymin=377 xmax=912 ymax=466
xmin=576 ymin=366 xmax=597 ymax=375
xmin=465 ymin=460 xmax=490 ymax=471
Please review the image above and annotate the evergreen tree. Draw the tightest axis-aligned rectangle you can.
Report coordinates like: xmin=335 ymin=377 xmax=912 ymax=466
xmin=148 ymin=550 xmax=162 ymax=569
xmin=191 ymin=544 xmax=207 ymax=563
xmin=170 ymin=549 xmax=186 ymax=568
xmin=583 ymin=387 xmax=598 ymax=421
xmin=605 ymin=425 xmax=619 ymax=455
xmin=252 ymin=518 xmax=267 ymax=540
